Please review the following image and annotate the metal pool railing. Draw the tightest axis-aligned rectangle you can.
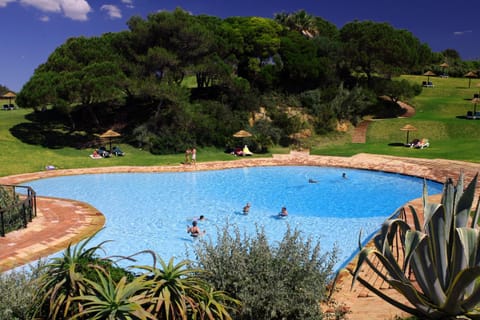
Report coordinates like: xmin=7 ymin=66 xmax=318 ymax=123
xmin=0 ymin=185 xmax=37 ymax=237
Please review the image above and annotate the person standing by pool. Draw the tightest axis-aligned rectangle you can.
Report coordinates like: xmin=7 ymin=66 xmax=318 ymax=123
xmin=243 ymin=202 xmax=251 ymax=215
xmin=184 ymin=148 xmax=191 ymax=164
xmin=279 ymin=206 xmax=288 ymax=217
xmin=187 ymin=220 xmax=205 ymax=237
xmin=191 ymin=147 xmax=197 ymax=164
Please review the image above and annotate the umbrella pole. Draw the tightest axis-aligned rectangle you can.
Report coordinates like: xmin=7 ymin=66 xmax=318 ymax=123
xmin=406 ymin=131 xmax=410 ymax=145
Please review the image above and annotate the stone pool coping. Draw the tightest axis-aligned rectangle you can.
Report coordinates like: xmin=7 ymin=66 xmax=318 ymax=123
xmin=1 ymin=152 xmax=479 ymax=319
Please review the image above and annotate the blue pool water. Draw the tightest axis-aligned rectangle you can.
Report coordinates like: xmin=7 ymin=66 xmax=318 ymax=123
xmin=25 ymin=166 xmax=443 ymax=269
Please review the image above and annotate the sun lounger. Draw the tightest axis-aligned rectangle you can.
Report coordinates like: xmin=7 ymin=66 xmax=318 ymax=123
xmin=412 ymin=138 xmax=429 ymax=149
xmin=111 ymin=146 xmax=125 ymax=156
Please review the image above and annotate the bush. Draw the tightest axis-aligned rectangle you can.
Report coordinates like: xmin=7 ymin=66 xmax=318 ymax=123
xmin=0 ymin=186 xmax=24 ymax=233
xmin=0 ymin=261 xmax=46 ymax=320
xmin=190 ymin=223 xmax=338 ymax=320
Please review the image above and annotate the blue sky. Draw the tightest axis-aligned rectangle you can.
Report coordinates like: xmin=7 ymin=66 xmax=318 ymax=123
xmin=1 ymin=0 xmax=478 ymax=92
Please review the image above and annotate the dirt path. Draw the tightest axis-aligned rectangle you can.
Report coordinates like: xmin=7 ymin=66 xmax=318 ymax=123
xmin=352 ymin=100 xmax=416 ymax=143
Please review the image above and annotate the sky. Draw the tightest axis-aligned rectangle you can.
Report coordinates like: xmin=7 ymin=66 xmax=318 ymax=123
xmin=0 ymin=0 xmax=479 ymax=92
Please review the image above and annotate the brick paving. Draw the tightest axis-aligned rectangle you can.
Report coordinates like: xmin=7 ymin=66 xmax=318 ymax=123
xmin=1 ymin=152 xmax=479 ymax=319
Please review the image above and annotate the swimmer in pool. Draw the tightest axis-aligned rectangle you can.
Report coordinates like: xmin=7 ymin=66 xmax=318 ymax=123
xmin=187 ymin=220 xmax=205 ymax=237
xmin=279 ymin=206 xmax=288 ymax=217
xmin=243 ymin=202 xmax=251 ymax=215
xmin=308 ymin=178 xmax=318 ymax=183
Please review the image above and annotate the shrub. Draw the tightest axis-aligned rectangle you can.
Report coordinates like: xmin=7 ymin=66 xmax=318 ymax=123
xmin=190 ymin=223 xmax=338 ymax=320
xmin=0 ymin=186 xmax=24 ymax=233
xmin=0 ymin=261 xmax=46 ymax=320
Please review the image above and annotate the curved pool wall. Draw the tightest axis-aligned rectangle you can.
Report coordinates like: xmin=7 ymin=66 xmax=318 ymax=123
xmin=25 ymin=166 xmax=443 ymax=270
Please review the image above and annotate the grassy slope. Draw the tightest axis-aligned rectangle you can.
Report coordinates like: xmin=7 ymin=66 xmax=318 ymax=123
xmin=1 ymin=75 xmax=479 ymax=177
xmin=311 ymin=75 xmax=480 ymax=162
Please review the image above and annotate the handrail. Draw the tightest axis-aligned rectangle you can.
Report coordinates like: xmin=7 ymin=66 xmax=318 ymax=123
xmin=0 ymin=184 xmax=36 ymax=237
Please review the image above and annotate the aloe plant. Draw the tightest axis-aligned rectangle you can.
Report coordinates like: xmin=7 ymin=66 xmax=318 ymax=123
xmin=350 ymin=173 xmax=480 ymax=319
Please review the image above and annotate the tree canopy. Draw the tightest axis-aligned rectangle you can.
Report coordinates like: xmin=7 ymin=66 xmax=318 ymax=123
xmin=16 ymin=8 xmax=439 ymax=153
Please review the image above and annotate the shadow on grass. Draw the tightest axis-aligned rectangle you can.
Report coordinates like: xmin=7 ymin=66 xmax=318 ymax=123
xmin=10 ymin=122 xmax=96 ymax=149
xmin=388 ymin=142 xmax=407 ymax=147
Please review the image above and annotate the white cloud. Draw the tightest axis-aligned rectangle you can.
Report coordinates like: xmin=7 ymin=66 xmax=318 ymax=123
xmin=121 ymin=0 xmax=134 ymax=8
xmin=0 ymin=0 xmax=16 ymax=8
xmin=453 ymin=30 xmax=473 ymax=36
xmin=101 ymin=4 xmax=122 ymax=19
xmin=60 ymin=0 xmax=91 ymax=21
xmin=20 ymin=0 xmax=61 ymax=12
xmin=19 ymin=0 xmax=91 ymax=21
xmin=39 ymin=14 xmax=50 ymax=22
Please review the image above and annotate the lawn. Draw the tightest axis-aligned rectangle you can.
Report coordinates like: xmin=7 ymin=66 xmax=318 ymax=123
xmin=1 ymin=74 xmax=479 ymax=177
xmin=311 ymin=75 xmax=480 ymax=162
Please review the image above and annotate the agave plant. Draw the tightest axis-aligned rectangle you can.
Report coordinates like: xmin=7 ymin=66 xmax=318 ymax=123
xmin=35 ymin=232 xmax=111 ymax=319
xmin=135 ymin=257 xmax=240 ymax=320
xmin=70 ymin=270 xmax=155 ymax=320
xmin=350 ymin=173 xmax=480 ymax=319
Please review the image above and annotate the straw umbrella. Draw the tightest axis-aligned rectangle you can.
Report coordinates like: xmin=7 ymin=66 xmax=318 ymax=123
xmin=439 ymin=62 xmax=449 ymax=76
xmin=2 ymin=91 xmax=16 ymax=105
xmin=423 ymin=70 xmax=436 ymax=83
xmin=233 ymin=130 xmax=252 ymax=138
xmin=464 ymin=71 xmax=478 ymax=88
xmin=99 ymin=129 xmax=121 ymax=151
xmin=400 ymin=124 xmax=417 ymax=145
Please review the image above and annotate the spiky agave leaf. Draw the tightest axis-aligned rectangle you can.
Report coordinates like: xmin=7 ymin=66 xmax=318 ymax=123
xmin=455 ymin=174 xmax=478 ymax=228
xmin=350 ymin=174 xmax=480 ymax=319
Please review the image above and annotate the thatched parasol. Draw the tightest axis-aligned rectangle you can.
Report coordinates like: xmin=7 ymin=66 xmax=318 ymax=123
xmin=233 ymin=130 xmax=252 ymax=138
xmin=464 ymin=71 xmax=478 ymax=88
xmin=439 ymin=63 xmax=449 ymax=77
xmin=99 ymin=129 xmax=121 ymax=151
xmin=423 ymin=70 xmax=436 ymax=83
xmin=400 ymin=124 xmax=417 ymax=145
xmin=2 ymin=91 xmax=16 ymax=105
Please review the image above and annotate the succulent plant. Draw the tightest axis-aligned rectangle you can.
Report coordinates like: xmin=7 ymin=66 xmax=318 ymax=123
xmin=350 ymin=173 xmax=480 ymax=319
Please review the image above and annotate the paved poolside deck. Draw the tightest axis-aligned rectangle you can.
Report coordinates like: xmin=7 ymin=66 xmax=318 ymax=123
xmin=1 ymin=152 xmax=479 ymax=319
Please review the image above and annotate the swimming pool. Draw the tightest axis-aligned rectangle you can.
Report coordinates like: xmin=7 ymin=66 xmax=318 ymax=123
xmin=25 ymin=166 xmax=443 ymax=269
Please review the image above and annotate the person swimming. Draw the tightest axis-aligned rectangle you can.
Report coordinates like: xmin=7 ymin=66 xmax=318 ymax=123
xmin=187 ymin=220 xmax=205 ymax=237
xmin=279 ymin=206 xmax=288 ymax=217
xmin=308 ymin=178 xmax=318 ymax=183
xmin=243 ymin=202 xmax=251 ymax=215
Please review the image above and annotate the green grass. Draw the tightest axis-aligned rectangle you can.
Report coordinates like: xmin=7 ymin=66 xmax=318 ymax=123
xmin=1 ymin=75 xmax=479 ymax=177
xmin=311 ymin=75 xmax=480 ymax=162
xmin=0 ymin=109 xmax=281 ymax=177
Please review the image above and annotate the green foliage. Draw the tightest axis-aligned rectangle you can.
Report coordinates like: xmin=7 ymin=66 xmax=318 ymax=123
xmin=35 ymin=231 xmax=132 ymax=319
xmin=71 ymin=270 xmax=155 ymax=320
xmin=33 ymin=232 xmax=239 ymax=320
xmin=134 ymin=257 xmax=240 ymax=320
xmin=0 ymin=185 xmax=24 ymax=233
xmin=340 ymin=21 xmax=433 ymax=82
xmin=373 ymin=78 xmax=422 ymax=103
xmin=350 ymin=173 xmax=480 ymax=319
xmin=16 ymin=8 xmax=435 ymax=153
xmin=0 ymin=262 xmax=45 ymax=320
xmin=191 ymin=223 xmax=337 ymax=320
